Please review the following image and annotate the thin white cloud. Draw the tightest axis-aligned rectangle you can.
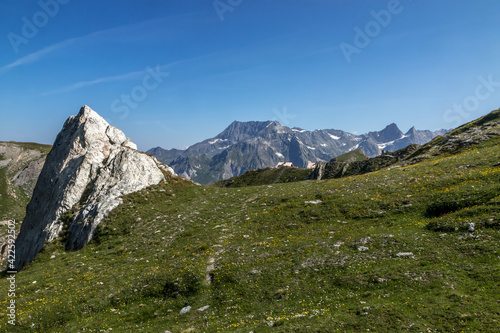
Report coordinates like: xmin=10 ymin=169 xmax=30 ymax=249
xmin=40 ymin=69 xmax=147 ymax=96
xmin=41 ymin=62 xmax=177 ymax=96
xmin=40 ymin=48 xmax=237 ymax=96
xmin=0 ymin=38 xmax=76 ymax=73
xmin=295 ymin=46 xmax=339 ymax=60
xmin=0 ymin=27 xmax=113 ymax=74
xmin=0 ymin=15 xmax=190 ymax=74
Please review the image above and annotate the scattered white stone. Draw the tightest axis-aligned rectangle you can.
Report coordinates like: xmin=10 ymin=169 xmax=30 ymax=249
xmin=179 ymin=306 xmax=191 ymax=315
xmin=468 ymin=223 xmax=475 ymax=232
xmin=198 ymin=305 xmax=210 ymax=312
xmin=396 ymin=252 xmax=413 ymax=257
xmin=358 ymin=246 xmax=369 ymax=251
xmin=305 ymin=200 xmax=323 ymax=204
xmin=360 ymin=237 xmax=371 ymax=244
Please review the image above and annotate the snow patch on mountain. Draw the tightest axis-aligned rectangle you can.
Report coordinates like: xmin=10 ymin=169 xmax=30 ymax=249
xmin=208 ymin=138 xmax=227 ymax=144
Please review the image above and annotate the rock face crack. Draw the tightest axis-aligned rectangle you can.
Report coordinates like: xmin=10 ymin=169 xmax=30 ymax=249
xmin=13 ymin=106 xmax=175 ymax=270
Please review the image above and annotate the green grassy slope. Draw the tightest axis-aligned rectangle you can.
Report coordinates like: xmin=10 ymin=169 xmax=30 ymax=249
xmin=215 ymin=150 xmax=369 ymax=188
xmin=0 ymin=173 xmax=29 ymax=224
xmin=331 ymin=148 xmax=368 ymax=163
xmin=0 ymin=142 xmax=50 ymax=270
xmin=0 ymin=142 xmax=51 ymax=221
xmin=408 ymin=108 xmax=500 ymax=160
xmin=1 ymin=117 xmax=500 ymax=332
xmin=309 ymin=144 xmax=420 ymax=181
xmin=214 ymin=166 xmax=311 ymax=188
xmin=0 ymin=153 xmax=29 ymax=222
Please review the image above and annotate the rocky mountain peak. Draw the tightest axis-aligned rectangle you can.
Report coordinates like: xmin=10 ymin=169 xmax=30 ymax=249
xmin=363 ymin=123 xmax=404 ymax=144
xmin=379 ymin=123 xmax=404 ymax=141
xmin=215 ymin=120 xmax=281 ymax=142
xmin=405 ymin=126 xmax=417 ymax=136
xmin=59 ymin=105 xmax=137 ymax=151
xmin=13 ymin=106 xmax=175 ymax=271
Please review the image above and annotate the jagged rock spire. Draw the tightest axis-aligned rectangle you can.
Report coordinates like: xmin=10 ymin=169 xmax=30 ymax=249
xmin=13 ymin=106 xmax=174 ymax=270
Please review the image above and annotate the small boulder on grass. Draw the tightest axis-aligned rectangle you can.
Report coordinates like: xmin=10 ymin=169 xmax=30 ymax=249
xmin=179 ymin=306 xmax=191 ymax=314
xmin=305 ymin=200 xmax=322 ymax=204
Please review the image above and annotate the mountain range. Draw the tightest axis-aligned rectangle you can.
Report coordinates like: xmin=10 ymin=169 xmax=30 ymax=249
xmin=148 ymin=121 xmax=447 ymax=184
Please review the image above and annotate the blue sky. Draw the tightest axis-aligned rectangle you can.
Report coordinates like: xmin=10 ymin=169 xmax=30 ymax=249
xmin=1 ymin=0 xmax=500 ymax=150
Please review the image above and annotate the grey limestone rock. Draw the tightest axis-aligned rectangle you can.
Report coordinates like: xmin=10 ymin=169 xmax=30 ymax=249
xmin=13 ymin=106 xmax=175 ymax=270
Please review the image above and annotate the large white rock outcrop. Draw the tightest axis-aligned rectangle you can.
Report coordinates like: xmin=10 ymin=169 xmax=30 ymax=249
xmin=14 ymin=106 xmax=174 ymax=270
